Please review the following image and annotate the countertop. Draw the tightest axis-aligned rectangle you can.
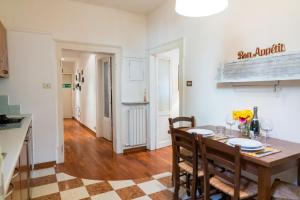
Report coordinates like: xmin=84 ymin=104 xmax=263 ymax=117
xmin=0 ymin=114 xmax=32 ymax=194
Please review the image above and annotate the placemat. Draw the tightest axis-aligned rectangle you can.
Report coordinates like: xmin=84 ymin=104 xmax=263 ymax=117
xmin=242 ymin=147 xmax=281 ymax=158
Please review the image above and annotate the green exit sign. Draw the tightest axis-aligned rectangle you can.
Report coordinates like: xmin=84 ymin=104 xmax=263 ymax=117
xmin=63 ymin=83 xmax=72 ymax=88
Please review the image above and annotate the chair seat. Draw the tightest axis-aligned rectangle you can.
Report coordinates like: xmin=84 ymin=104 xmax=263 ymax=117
xmin=271 ymin=179 xmax=300 ymax=200
xmin=178 ymin=161 xmax=204 ymax=177
xmin=209 ymin=171 xmax=257 ymax=199
xmin=180 ymin=147 xmax=193 ymax=157
xmin=178 ymin=160 xmax=215 ymax=177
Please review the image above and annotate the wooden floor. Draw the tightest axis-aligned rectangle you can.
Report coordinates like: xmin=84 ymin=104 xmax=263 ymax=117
xmin=56 ymin=119 xmax=172 ymax=180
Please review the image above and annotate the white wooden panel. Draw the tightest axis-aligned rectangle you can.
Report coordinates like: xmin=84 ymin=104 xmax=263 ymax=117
xmin=218 ymin=51 xmax=300 ymax=83
xmin=129 ymin=59 xmax=144 ymax=81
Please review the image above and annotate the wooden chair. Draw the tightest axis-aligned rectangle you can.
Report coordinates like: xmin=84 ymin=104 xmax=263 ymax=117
xmin=271 ymin=179 xmax=300 ymax=199
xmin=198 ymin=135 xmax=258 ymax=200
xmin=171 ymin=128 xmax=203 ymax=200
xmin=169 ymin=116 xmax=196 ymax=185
xmin=168 ymin=116 xmax=195 ymax=131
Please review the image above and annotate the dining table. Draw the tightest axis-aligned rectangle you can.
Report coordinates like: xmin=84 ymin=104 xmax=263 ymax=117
xmin=182 ymin=125 xmax=300 ymax=200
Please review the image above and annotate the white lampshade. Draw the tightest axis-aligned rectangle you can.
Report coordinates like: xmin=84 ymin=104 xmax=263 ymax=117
xmin=175 ymin=0 xmax=228 ymax=17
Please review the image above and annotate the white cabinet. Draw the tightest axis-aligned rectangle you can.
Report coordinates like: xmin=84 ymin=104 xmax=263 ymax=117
xmin=0 ymin=21 xmax=8 ymax=78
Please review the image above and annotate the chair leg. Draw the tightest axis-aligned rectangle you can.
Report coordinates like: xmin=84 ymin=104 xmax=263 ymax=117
xmin=197 ymin=177 xmax=203 ymax=196
xmin=172 ymin=149 xmax=175 ymax=186
xmin=173 ymin=167 xmax=180 ymax=200
xmin=204 ymin=181 xmax=210 ymax=200
xmin=191 ymin=173 xmax=197 ymax=200
xmin=186 ymin=173 xmax=191 ymax=196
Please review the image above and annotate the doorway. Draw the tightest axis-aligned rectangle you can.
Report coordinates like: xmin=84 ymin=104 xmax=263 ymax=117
xmin=61 ymin=60 xmax=76 ymax=119
xmin=62 ymin=74 xmax=73 ymax=119
xmin=56 ymin=41 xmax=122 ymax=163
xmin=148 ymin=38 xmax=185 ymax=150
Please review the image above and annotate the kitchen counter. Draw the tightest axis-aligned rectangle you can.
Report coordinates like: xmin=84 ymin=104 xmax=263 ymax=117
xmin=0 ymin=114 xmax=32 ymax=194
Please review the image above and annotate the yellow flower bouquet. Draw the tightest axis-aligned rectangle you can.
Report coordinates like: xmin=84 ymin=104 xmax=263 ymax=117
xmin=232 ymin=109 xmax=254 ymax=136
xmin=233 ymin=110 xmax=253 ymax=124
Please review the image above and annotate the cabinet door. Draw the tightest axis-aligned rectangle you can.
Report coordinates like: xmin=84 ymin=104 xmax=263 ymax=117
xmin=20 ymin=141 xmax=29 ymax=200
xmin=6 ymin=160 xmax=22 ymax=200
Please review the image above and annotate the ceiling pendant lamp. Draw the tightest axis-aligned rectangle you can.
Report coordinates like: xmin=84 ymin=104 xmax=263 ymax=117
xmin=175 ymin=0 xmax=228 ymax=17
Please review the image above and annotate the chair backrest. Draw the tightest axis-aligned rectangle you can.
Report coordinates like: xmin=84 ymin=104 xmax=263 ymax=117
xmin=171 ymin=128 xmax=198 ymax=174
xmin=168 ymin=116 xmax=195 ymax=132
xmin=198 ymin=135 xmax=241 ymax=200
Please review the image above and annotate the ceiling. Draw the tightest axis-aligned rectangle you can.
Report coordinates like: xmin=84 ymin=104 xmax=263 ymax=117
xmin=71 ymin=0 xmax=166 ymax=14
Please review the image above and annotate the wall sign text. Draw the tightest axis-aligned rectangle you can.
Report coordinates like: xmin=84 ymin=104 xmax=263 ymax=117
xmin=237 ymin=43 xmax=286 ymax=60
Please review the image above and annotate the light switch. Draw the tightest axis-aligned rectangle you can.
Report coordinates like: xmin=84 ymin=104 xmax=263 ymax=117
xmin=42 ymin=83 xmax=52 ymax=89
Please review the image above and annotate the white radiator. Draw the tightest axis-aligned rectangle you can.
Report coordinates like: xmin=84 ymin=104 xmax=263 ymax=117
xmin=127 ymin=106 xmax=147 ymax=147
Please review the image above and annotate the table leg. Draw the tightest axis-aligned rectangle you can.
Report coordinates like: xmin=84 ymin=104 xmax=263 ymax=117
xmin=298 ymin=158 xmax=300 ymax=186
xmin=258 ymin=166 xmax=272 ymax=200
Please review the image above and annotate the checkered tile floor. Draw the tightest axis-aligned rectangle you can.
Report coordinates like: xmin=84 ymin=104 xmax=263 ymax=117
xmin=30 ymin=167 xmax=188 ymax=200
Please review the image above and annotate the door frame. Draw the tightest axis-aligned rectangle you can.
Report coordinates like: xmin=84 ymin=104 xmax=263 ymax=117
xmin=56 ymin=41 xmax=123 ymax=163
xmin=148 ymin=38 xmax=185 ymax=150
xmin=96 ymin=56 xmax=113 ymax=141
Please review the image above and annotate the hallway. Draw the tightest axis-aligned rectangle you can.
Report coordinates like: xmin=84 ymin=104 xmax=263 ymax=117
xmin=56 ymin=119 xmax=172 ymax=180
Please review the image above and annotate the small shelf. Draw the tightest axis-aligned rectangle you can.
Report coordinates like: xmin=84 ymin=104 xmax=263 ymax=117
xmin=122 ymin=102 xmax=149 ymax=106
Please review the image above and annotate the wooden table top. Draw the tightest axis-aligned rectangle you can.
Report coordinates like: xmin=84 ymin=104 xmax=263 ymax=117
xmin=184 ymin=125 xmax=300 ymax=168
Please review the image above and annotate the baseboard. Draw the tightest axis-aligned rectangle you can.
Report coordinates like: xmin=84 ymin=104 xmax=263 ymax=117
xmin=123 ymin=146 xmax=147 ymax=154
xmin=33 ymin=161 xmax=56 ymax=170
xmin=73 ymin=118 xmax=96 ymax=137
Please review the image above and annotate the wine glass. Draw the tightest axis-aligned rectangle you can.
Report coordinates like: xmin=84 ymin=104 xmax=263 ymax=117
xmin=261 ymin=119 xmax=273 ymax=147
xmin=226 ymin=115 xmax=236 ymax=137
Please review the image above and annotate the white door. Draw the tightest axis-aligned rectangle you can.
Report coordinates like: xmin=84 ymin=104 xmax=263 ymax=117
xmin=62 ymin=74 xmax=73 ymax=119
xmin=102 ymin=57 xmax=112 ymax=141
xmin=156 ymin=57 xmax=172 ymax=148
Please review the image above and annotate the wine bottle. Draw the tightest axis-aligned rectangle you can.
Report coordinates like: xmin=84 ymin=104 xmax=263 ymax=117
xmin=250 ymin=106 xmax=260 ymax=137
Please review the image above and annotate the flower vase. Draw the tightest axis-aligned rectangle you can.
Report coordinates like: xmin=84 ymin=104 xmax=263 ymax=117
xmin=238 ymin=123 xmax=250 ymax=137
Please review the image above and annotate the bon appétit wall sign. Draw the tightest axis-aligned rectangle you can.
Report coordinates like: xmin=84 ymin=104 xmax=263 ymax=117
xmin=237 ymin=43 xmax=286 ymax=60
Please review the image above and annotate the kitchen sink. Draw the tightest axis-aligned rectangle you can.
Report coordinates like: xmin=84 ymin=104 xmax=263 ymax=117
xmin=0 ymin=115 xmax=24 ymax=130
xmin=0 ymin=115 xmax=24 ymax=124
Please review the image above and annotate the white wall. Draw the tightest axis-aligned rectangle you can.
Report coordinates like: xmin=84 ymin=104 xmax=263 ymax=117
xmin=147 ymin=0 xmax=300 ymax=182
xmin=0 ymin=31 xmax=58 ymax=164
xmin=148 ymin=0 xmax=300 ymax=141
xmin=0 ymin=0 xmax=147 ymax=162
xmin=75 ymin=52 xmax=98 ymax=132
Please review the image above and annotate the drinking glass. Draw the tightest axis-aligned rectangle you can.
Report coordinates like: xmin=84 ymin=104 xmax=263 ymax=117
xmin=261 ymin=119 xmax=273 ymax=147
xmin=226 ymin=115 xmax=236 ymax=137
xmin=216 ymin=126 xmax=226 ymax=137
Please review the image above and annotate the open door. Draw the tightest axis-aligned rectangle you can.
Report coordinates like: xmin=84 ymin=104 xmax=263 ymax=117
xmin=155 ymin=49 xmax=180 ymax=149
xmin=62 ymin=74 xmax=73 ymax=119
xmin=101 ymin=57 xmax=113 ymax=141
xmin=156 ymin=57 xmax=172 ymax=148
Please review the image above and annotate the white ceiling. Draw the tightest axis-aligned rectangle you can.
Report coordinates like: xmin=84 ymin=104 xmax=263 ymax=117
xmin=71 ymin=0 xmax=166 ymax=14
